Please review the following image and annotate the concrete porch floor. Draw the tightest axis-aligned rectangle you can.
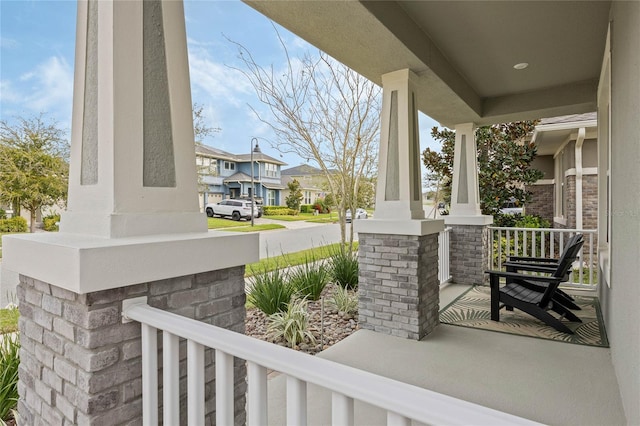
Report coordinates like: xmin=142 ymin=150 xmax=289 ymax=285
xmin=266 ymin=284 xmax=626 ymax=425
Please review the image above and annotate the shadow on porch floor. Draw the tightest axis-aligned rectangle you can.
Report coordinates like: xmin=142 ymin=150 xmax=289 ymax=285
xmin=266 ymin=284 xmax=626 ymax=425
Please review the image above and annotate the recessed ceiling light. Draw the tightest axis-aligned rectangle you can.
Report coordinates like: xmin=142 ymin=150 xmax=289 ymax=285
xmin=513 ymin=62 xmax=529 ymax=70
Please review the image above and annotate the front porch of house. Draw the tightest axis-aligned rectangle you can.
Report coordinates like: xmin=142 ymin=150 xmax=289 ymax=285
xmin=265 ymin=283 xmax=625 ymax=426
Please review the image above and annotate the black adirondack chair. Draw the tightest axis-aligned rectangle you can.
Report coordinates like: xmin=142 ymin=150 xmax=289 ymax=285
xmin=485 ymin=237 xmax=585 ymax=334
xmin=502 ymin=234 xmax=583 ymax=310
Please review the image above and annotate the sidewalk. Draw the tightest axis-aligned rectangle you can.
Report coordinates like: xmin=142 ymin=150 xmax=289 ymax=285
xmin=253 ymin=216 xmax=335 ymax=230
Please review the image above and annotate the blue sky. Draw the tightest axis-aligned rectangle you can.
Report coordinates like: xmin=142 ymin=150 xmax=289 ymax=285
xmin=0 ymin=0 xmax=441 ymax=169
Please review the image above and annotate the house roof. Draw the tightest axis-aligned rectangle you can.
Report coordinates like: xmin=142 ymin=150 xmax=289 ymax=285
xmin=281 ymin=175 xmax=322 ymax=191
xmin=282 ymin=164 xmax=331 ymax=176
xmin=196 ymin=144 xmax=287 ymax=165
xmin=223 ymin=172 xmax=253 ymax=183
xmin=533 ymin=112 xmax=598 ymax=156
xmin=235 ymin=152 xmax=287 ymax=166
xmin=245 ymin=1 xmax=610 ymax=127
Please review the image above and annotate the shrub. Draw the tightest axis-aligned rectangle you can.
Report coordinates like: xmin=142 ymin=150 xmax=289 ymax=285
xmin=515 ymin=215 xmax=550 ymax=229
xmin=289 ymin=254 xmax=329 ymax=301
xmin=0 ymin=210 xmax=5 ymax=220
xmin=267 ymin=297 xmax=316 ymax=347
xmin=0 ymin=332 xmax=19 ymax=423
xmin=0 ymin=217 xmax=28 ymax=233
xmin=300 ymin=204 xmax=313 ymax=214
xmin=263 ymin=206 xmax=296 ymax=216
xmin=328 ymin=246 xmax=359 ymax=289
xmin=328 ymin=286 xmax=358 ymax=317
xmin=43 ymin=214 xmax=61 ymax=232
xmin=247 ymin=264 xmax=295 ymax=315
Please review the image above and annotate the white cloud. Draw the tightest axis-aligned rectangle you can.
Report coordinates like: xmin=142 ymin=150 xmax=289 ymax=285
xmin=0 ymin=37 xmax=19 ymax=49
xmin=18 ymin=56 xmax=73 ymax=116
xmin=187 ymin=44 xmax=253 ymax=107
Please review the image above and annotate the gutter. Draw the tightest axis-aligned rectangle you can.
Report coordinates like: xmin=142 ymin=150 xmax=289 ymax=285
xmin=575 ymin=127 xmax=586 ymax=230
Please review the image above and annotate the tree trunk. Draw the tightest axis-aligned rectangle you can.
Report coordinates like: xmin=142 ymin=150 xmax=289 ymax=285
xmin=30 ymin=209 xmax=36 ymax=233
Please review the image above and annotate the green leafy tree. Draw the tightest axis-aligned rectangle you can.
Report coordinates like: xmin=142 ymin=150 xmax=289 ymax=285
xmin=285 ymin=179 xmax=303 ymax=213
xmin=422 ymin=121 xmax=543 ymax=217
xmin=0 ymin=115 xmax=69 ymax=232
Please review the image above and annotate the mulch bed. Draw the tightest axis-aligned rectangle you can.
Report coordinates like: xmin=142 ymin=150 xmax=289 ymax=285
xmin=245 ymin=284 xmax=359 ymax=355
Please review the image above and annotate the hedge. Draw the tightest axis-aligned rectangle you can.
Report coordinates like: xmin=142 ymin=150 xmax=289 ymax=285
xmin=263 ymin=206 xmax=297 ymax=216
xmin=0 ymin=217 xmax=28 ymax=233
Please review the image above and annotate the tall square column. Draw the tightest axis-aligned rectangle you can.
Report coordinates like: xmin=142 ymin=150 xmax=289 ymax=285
xmin=356 ymin=69 xmax=444 ymax=340
xmin=446 ymin=123 xmax=493 ymax=285
xmin=2 ymin=1 xmax=255 ymax=424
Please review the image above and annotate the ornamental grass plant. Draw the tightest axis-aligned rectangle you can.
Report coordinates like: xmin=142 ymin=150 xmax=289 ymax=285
xmin=328 ymin=245 xmax=359 ymax=290
xmin=267 ymin=297 xmax=316 ymax=348
xmin=247 ymin=263 xmax=295 ymax=315
xmin=0 ymin=331 xmax=19 ymax=425
xmin=288 ymin=253 xmax=329 ymax=301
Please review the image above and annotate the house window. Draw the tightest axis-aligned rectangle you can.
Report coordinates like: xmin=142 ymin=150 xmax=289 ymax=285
xmin=265 ymin=163 xmax=278 ymax=178
xmin=196 ymin=157 xmax=218 ymax=176
xmin=304 ymin=191 xmax=312 ymax=205
xmin=267 ymin=189 xmax=276 ymax=206
xmin=224 ymin=161 xmax=235 ymax=171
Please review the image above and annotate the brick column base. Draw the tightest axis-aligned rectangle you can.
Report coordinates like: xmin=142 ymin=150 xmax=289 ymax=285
xmin=357 ymin=232 xmax=439 ymax=340
xmin=17 ymin=268 xmax=247 ymax=425
xmin=449 ymin=224 xmax=489 ymax=286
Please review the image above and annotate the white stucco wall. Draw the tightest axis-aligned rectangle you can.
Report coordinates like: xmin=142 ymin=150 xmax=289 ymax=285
xmin=606 ymin=2 xmax=640 ymax=424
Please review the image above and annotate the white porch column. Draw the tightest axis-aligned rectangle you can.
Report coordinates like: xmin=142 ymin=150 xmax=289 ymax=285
xmin=373 ymin=69 xmax=426 ymax=222
xmin=449 ymin=123 xmax=482 ymax=217
xmin=62 ymin=0 xmax=205 ymax=238
xmin=3 ymin=1 xmax=252 ymax=424
xmin=356 ymin=69 xmax=443 ymax=339
xmin=445 ymin=123 xmax=492 ymax=285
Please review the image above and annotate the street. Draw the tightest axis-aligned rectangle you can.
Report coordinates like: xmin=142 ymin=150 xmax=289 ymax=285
xmin=256 ymin=220 xmax=353 ymax=259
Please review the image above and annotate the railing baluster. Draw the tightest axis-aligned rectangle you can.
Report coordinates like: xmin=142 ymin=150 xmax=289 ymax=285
xmin=387 ymin=410 xmax=411 ymax=425
xmin=589 ymin=232 xmax=596 ymax=285
xmin=287 ymin=376 xmax=307 ymax=426
xmin=541 ymin=229 xmax=546 ymax=258
xmin=332 ymin=392 xmax=354 ymax=426
xmin=531 ymin=230 xmax=536 ymax=257
xmin=141 ymin=323 xmax=158 ymax=426
xmin=163 ymin=331 xmax=179 ymax=426
xmin=216 ymin=349 xmax=234 ymax=426
xmin=248 ymin=362 xmax=268 ymax=426
xmin=522 ymin=230 xmax=527 ymax=257
xmin=188 ymin=340 xmax=205 ymax=425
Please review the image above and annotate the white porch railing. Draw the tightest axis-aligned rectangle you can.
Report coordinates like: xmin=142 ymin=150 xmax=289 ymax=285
xmin=488 ymin=227 xmax=598 ymax=290
xmin=439 ymin=227 xmax=452 ymax=285
xmin=123 ymin=299 xmax=541 ymax=426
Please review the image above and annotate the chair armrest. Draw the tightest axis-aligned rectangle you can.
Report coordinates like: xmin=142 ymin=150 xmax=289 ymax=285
xmin=484 ymin=269 xmax=563 ymax=283
xmin=503 ymin=262 xmax=557 ymax=273
xmin=507 ymin=256 xmax=559 ymax=263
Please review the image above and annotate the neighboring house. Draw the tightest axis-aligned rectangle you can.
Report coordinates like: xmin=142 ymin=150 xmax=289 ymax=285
xmin=195 ymin=144 xmax=287 ymax=209
xmin=527 ymin=113 xmax=598 ymax=231
xmin=280 ymin=164 xmax=328 ymax=207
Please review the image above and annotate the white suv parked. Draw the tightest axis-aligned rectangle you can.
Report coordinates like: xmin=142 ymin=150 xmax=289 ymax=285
xmin=205 ymin=200 xmax=259 ymax=221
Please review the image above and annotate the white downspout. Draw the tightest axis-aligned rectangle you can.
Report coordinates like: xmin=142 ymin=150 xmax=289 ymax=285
xmin=575 ymin=127 xmax=586 ymax=230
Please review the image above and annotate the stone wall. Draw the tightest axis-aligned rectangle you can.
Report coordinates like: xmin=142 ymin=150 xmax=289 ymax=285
xmin=449 ymin=225 xmax=489 ymax=286
xmin=17 ymin=267 xmax=247 ymax=426
xmin=525 ymin=184 xmax=554 ymax=224
xmin=358 ymin=232 xmax=439 ymax=340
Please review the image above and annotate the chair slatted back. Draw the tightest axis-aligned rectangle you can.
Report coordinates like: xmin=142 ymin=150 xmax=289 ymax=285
xmin=539 ymin=235 xmax=584 ymax=307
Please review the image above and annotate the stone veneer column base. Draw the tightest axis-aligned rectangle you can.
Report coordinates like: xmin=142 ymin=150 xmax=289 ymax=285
xmin=448 ymin=224 xmax=490 ymax=286
xmin=17 ymin=268 xmax=247 ymax=426
xmin=357 ymin=232 xmax=440 ymax=340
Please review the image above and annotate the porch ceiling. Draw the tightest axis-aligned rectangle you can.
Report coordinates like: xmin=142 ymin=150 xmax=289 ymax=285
xmin=243 ymin=0 xmax=611 ymax=128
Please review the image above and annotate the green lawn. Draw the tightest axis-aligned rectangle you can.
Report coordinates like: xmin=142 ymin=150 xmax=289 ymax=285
xmin=265 ymin=212 xmax=339 ymax=222
xmin=245 ymin=241 xmax=358 ymax=277
xmin=0 ymin=307 xmax=19 ymax=334
xmin=207 ymin=217 xmax=285 ymax=232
